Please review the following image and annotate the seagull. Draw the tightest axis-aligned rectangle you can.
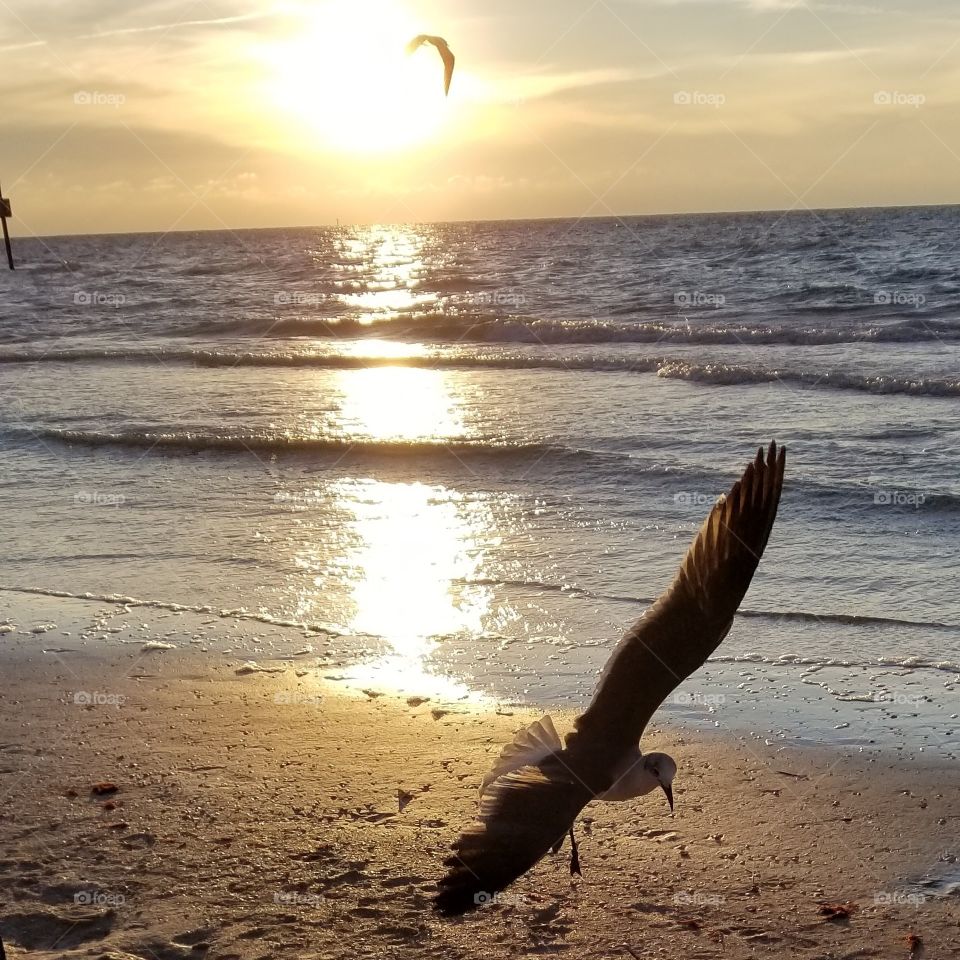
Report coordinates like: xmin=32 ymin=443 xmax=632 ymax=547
xmin=407 ymin=34 xmax=455 ymax=96
xmin=435 ymin=442 xmax=786 ymax=915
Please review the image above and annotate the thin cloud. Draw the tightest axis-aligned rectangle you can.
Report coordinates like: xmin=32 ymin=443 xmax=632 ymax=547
xmin=74 ymin=11 xmax=271 ymax=42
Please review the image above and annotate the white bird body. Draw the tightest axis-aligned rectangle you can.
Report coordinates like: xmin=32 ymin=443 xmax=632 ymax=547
xmin=480 ymin=718 xmax=672 ymax=803
xmin=598 ymin=747 xmax=661 ymax=802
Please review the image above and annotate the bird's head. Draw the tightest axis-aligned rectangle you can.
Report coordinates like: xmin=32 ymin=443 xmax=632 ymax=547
xmin=643 ymin=752 xmax=677 ymax=812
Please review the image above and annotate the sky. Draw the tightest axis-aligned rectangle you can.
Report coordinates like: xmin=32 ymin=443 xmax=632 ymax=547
xmin=2 ymin=0 xmax=960 ymax=235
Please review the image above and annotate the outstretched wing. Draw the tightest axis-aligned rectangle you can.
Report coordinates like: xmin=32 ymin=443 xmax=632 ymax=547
xmin=405 ymin=34 xmax=428 ymax=54
xmin=568 ymin=441 xmax=786 ymax=754
xmin=437 ymin=42 xmax=455 ymax=95
xmin=435 ymin=755 xmax=593 ymax=915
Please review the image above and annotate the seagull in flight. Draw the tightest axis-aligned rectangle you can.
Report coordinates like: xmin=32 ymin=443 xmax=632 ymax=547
xmin=407 ymin=34 xmax=455 ymax=96
xmin=435 ymin=442 xmax=786 ymax=915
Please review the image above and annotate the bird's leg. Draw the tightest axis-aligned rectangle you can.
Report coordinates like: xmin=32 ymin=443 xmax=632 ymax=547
xmin=568 ymin=826 xmax=582 ymax=876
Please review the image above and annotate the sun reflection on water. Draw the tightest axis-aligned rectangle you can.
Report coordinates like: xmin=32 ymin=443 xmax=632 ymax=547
xmin=292 ymin=350 xmax=492 ymax=698
xmin=332 ymin=226 xmax=437 ymax=321
xmin=338 ymin=366 xmax=465 ymax=442
xmin=337 ymin=479 xmax=493 ymax=699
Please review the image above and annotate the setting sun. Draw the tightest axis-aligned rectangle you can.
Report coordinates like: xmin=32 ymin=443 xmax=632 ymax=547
xmin=262 ymin=0 xmax=454 ymax=154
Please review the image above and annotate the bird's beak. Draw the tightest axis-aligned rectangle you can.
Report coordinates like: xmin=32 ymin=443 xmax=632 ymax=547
xmin=662 ymin=783 xmax=674 ymax=812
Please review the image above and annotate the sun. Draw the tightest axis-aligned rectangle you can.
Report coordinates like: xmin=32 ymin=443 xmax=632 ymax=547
xmin=263 ymin=1 xmax=453 ymax=154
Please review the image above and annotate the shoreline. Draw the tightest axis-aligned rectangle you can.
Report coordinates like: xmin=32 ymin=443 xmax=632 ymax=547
xmin=1 ymin=588 xmax=957 ymax=762
xmin=1 ymin=595 xmax=958 ymax=957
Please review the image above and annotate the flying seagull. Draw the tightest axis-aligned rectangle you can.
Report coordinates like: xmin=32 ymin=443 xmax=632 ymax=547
xmin=435 ymin=442 xmax=786 ymax=915
xmin=407 ymin=34 xmax=455 ymax=96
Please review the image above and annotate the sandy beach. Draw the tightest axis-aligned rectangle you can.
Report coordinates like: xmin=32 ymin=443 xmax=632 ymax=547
xmin=1 ymin=596 xmax=958 ymax=959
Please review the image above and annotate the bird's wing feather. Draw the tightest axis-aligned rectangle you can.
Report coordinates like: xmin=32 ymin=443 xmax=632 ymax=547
xmin=479 ymin=715 xmax=563 ymax=797
xmin=405 ymin=34 xmax=428 ymax=54
xmin=439 ymin=45 xmax=455 ymax=95
xmin=567 ymin=441 xmax=786 ymax=754
xmin=435 ymin=755 xmax=593 ymax=915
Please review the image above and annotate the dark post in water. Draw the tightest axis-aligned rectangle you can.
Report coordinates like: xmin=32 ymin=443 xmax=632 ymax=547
xmin=0 ymin=185 xmax=13 ymax=270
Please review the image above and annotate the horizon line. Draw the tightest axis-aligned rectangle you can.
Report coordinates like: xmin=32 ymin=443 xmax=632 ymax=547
xmin=12 ymin=199 xmax=960 ymax=242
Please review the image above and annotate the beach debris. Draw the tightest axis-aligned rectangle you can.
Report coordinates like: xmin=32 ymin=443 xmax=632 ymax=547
xmin=31 ymin=622 xmax=57 ymax=633
xmin=430 ymin=709 xmax=449 ymax=720
xmin=407 ymin=696 xmax=429 ymax=707
xmin=818 ymin=900 xmax=858 ymax=922
xmin=398 ymin=788 xmax=416 ymax=812
xmin=906 ymin=933 xmax=923 ymax=956
xmin=121 ymin=831 xmax=157 ymax=849
xmin=234 ymin=661 xmax=284 ymax=675
xmin=141 ymin=640 xmax=176 ymax=652
xmin=362 ymin=689 xmax=383 ymax=699
xmin=776 ymin=770 xmax=810 ymax=780
xmin=91 ymin=782 xmax=119 ymax=796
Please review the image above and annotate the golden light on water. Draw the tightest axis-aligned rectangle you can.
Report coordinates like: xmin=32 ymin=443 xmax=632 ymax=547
xmin=340 ymin=479 xmax=491 ymax=697
xmin=333 ymin=362 xmax=477 ymax=692
xmin=338 ymin=367 xmax=464 ymax=441
xmin=262 ymin=1 xmax=454 ymax=154
xmin=333 ymin=226 xmax=437 ymax=320
xmin=288 ymin=353 xmax=491 ymax=698
xmin=337 ymin=339 xmax=429 ymax=360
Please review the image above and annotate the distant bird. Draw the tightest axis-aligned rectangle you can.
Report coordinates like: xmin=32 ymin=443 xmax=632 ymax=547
xmin=407 ymin=34 xmax=455 ymax=96
xmin=435 ymin=442 xmax=786 ymax=915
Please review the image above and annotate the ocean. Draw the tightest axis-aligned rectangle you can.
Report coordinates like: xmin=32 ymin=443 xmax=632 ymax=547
xmin=1 ymin=207 xmax=958 ymax=755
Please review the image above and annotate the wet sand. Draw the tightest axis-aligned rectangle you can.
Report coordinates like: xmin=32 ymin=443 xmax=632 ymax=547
xmin=1 ymin=598 xmax=958 ymax=959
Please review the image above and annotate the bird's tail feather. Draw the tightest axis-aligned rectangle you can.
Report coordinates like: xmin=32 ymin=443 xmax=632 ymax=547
xmin=479 ymin=715 xmax=562 ymax=797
